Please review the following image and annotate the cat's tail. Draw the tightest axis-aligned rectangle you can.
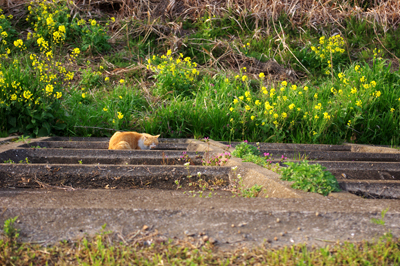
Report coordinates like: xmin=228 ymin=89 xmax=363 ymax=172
xmin=111 ymin=141 xmax=131 ymax=150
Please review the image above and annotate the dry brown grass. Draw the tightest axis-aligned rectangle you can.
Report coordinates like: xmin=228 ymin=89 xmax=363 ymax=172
xmin=4 ymin=0 xmax=400 ymax=29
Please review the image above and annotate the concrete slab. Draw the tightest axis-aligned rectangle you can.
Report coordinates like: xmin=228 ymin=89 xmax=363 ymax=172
xmin=0 ymin=189 xmax=398 ymax=248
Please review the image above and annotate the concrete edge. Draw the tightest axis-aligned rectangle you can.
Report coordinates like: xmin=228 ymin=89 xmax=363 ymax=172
xmin=346 ymin=143 xmax=400 ymax=154
xmin=188 ymin=139 xmax=327 ymax=199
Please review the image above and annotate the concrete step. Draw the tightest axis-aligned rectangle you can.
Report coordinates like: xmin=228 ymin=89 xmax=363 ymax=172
xmin=0 ymin=189 xmax=398 ymax=248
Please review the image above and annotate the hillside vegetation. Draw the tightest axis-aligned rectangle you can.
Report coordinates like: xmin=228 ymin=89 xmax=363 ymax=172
xmin=1 ymin=0 xmax=400 ymax=144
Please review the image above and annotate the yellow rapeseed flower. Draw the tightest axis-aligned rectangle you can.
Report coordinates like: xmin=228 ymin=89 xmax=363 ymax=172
xmin=229 ymin=107 xmax=234 ymax=112
xmin=245 ymin=105 xmax=250 ymax=111
xmin=251 ymin=116 xmax=255 ymax=120
xmin=242 ymin=75 xmax=248 ymax=82
xmin=82 ymin=93 xmax=86 ymax=98
xmin=120 ymin=79 xmax=124 ymax=84
xmin=118 ymin=111 xmax=123 ymax=119
xmin=390 ymin=108 xmax=395 ymax=113
xmin=103 ymin=107 xmax=108 ymax=112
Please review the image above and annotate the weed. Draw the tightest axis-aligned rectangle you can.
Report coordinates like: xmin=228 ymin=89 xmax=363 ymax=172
xmin=78 ymin=160 xmax=83 ymax=164
xmin=281 ymin=160 xmax=341 ymax=196
xmin=3 ymin=159 xmax=14 ymax=164
xmin=3 ymin=216 xmax=19 ymax=240
xmin=371 ymin=207 xmax=389 ymax=226
xmin=18 ymin=157 xmax=30 ymax=164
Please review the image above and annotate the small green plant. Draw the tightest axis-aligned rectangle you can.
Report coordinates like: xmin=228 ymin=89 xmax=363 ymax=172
xmin=174 ymin=179 xmax=182 ymax=189
xmin=15 ymin=135 xmax=30 ymax=143
xmin=281 ymin=160 xmax=341 ymax=196
xmin=241 ymin=184 xmax=264 ymax=198
xmin=3 ymin=216 xmax=20 ymax=240
xmin=371 ymin=208 xmax=389 ymax=226
xmin=232 ymin=142 xmax=285 ymax=173
xmin=231 ymin=141 xmax=260 ymax=158
xmin=18 ymin=157 xmax=30 ymax=164
xmin=78 ymin=160 xmax=83 ymax=164
xmin=3 ymin=159 xmax=14 ymax=164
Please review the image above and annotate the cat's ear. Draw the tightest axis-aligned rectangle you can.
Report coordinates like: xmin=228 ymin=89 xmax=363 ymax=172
xmin=142 ymin=135 xmax=148 ymax=140
xmin=156 ymin=135 xmax=160 ymax=138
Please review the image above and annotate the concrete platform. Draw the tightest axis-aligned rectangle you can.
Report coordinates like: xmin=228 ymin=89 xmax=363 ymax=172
xmin=0 ymin=189 xmax=399 ymax=248
xmin=0 ymin=137 xmax=399 ymax=248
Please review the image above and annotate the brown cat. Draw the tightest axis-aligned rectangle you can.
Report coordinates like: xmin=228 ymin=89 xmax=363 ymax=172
xmin=108 ymin=132 xmax=160 ymax=150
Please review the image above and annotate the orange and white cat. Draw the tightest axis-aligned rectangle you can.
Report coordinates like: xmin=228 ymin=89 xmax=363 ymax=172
xmin=108 ymin=132 xmax=160 ymax=150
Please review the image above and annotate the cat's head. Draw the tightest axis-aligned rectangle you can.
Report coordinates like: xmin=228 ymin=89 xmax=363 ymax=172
xmin=143 ymin=134 xmax=160 ymax=149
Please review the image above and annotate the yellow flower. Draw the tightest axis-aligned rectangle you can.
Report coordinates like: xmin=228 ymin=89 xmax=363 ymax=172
xmin=303 ymin=86 xmax=308 ymax=91
xmin=56 ymin=91 xmax=62 ymax=99
xmin=289 ymin=103 xmax=295 ymax=110
xmin=105 ymin=77 xmax=110 ymax=82
xmin=58 ymin=25 xmax=66 ymax=33
xmin=356 ymin=100 xmax=362 ymax=107
xmin=233 ymin=99 xmax=239 ymax=104
xmin=112 ymin=119 xmax=115 ymax=124
xmin=313 ymin=131 xmax=317 ymax=135
xmin=119 ymin=79 xmax=124 ymax=84
xmin=355 ymin=65 xmax=360 ymax=72
xmin=110 ymin=17 xmax=115 ymax=23
xmin=259 ymin=72 xmax=265 ymax=79
xmin=314 ymin=93 xmax=318 ymax=99
xmin=167 ymin=50 xmax=172 ymax=56
xmin=323 ymin=112 xmax=331 ymax=120
xmin=245 ymin=91 xmax=251 ymax=98
xmin=91 ymin=19 xmax=96 ymax=26
xmin=360 ymin=76 xmax=366 ymax=83
xmin=251 ymin=116 xmax=255 ymax=120
xmin=347 ymin=120 xmax=352 ymax=126
xmin=117 ymin=111 xmax=124 ymax=119
xmin=242 ymin=75 xmax=248 ymax=82
xmin=255 ymin=100 xmax=261 ymax=106
xmin=390 ymin=108 xmax=395 ymax=113
xmin=245 ymin=105 xmax=250 ymax=111
xmin=262 ymin=122 xmax=265 ymax=125
xmin=282 ymin=112 xmax=287 ymax=118
xmin=119 ymin=96 xmax=122 ymax=99
xmin=13 ymin=39 xmax=23 ymax=48
xmin=291 ymin=85 xmax=297 ymax=90
xmin=273 ymin=113 xmax=279 ymax=119
xmin=351 ymin=87 xmax=357 ymax=94
xmin=82 ymin=93 xmax=86 ymax=98
xmin=314 ymin=115 xmax=319 ymax=119
xmin=280 ymin=87 xmax=285 ymax=92
xmin=282 ymin=96 xmax=287 ymax=101
xmin=239 ymin=96 xmax=244 ymax=100
xmin=11 ymin=94 xmax=17 ymax=101
xmin=314 ymin=103 xmax=322 ymax=110
xmin=375 ymin=91 xmax=381 ymax=97
xmin=370 ymin=81 xmax=376 ymax=87
xmin=229 ymin=107 xmax=234 ymax=112
xmin=230 ymin=118 xmax=233 ymax=122
xmin=45 ymin=84 xmax=54 ymax=94
xmin=281 ymin=81 xmax=287 ymax=87
xmin=103 ymin=107 xmax=108 ymax=112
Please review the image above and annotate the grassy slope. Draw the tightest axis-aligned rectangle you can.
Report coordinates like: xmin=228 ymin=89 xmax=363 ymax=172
xmin=1 ymin=1 xmax=400 ymax=144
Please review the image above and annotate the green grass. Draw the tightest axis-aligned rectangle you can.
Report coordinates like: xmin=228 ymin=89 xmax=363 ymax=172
xmin=0 ymin=232 xmax=398 ymax=265
xmin=1 ymin=0 xmax=400 ymax=145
